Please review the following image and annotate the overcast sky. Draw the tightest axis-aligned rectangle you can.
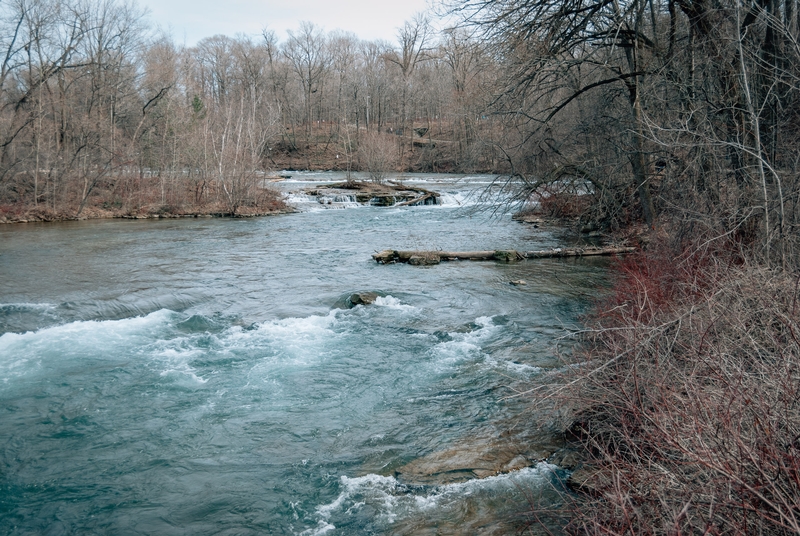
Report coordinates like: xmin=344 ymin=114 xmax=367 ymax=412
xmin=137 ymin=0 xmax=436 ymax=46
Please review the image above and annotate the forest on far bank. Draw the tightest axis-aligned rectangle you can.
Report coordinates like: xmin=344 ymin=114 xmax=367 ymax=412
xmin=2 ymin=0 xmax=799 ymax=251
xmin=0 ymin=3 xmax=510 ymax=221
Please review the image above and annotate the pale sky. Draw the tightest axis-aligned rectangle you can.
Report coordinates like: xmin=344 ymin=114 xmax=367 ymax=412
xmin=138 ymin=0 xmax=436 ymax=46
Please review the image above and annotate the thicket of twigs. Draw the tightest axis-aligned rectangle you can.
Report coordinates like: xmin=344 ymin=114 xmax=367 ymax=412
xmin=438 ymin=0 xmax=800 ymax=530
xmin=554 ymin=236 xmax=800 ymax=533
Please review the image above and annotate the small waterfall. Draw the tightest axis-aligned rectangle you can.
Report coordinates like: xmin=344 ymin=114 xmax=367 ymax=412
xmin=318 ymin=194 xmax=359 ymax=206
xmin=368 ymin=195 xmax=397 ymax=206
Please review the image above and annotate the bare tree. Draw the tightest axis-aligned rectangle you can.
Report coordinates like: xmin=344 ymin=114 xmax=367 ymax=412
xmin=283 ymin=21 xmax=328 ymax=169
xmin=446 ymin=0 xmax=669 ymax=226
xmin=358 ymin=131 xmax=397 ymax=182
xmin=440 ymin=28 xmax=492 ymax=168
xmin=387 ymin=12 xmax=433 ymax=165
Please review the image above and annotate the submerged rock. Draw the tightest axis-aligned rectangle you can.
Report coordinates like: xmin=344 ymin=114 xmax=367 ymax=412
xmin=395 ymin=430 xmax=565 ymax=485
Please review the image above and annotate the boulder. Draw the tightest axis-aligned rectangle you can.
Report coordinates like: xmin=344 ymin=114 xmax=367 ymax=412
xmin=347 ymin=292 xmax=379 ymax=307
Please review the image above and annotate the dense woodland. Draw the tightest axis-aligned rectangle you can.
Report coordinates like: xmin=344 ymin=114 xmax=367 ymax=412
xmin=0 ymin=2 xmax=506 ymax=219
xmin=3 ymin=0 xmax=800 ymax=531
xmin=440 ymin=0 xmax=800 ymax=532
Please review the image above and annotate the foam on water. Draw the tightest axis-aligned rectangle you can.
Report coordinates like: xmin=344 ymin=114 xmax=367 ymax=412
xmin=245 ymin=309 xmax=340 ymax=361
xmin=0 ymin=308 xmax=175 ymax=383
xmin=0 ymin=307 xmax=344 ymax=387
xmin=284 ymin=193 xmax=328 ymax=212
xmin=0 ymin=302 xmax=56 ymax=310
xmin=159 ymin=359 xmax=209 ymax=385
xmin=147 ymin=309 xmax=343 ymax=386
xmin=498 ymin=359 xmax=543 ymax=375
xmin=283 ymin=191 xmax=362 ymax=211
xmin=317 ymin=194 xmax=361 ymax=207
xmin=372 ymin=295 xmax=417 ymax=312
xmin=301 ymin=463 xmax=559 ymax=534
xmin=429 ymin=316 xmax=502 ymax=369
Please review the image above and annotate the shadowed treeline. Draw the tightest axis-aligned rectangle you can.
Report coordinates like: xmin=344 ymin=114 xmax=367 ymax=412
xmin=443 ymin=0 xmax=800 ymax=532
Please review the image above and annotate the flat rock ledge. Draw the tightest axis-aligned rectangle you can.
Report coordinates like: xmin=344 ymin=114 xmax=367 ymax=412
xmin=394 ymin=429 xmax=577 ymax=486
xmin=305 ymin=180 xmax=440 ymax=207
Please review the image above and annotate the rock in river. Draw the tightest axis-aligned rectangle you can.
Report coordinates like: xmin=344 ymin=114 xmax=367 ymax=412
xmin=347 ymin=292 xmax=379 ymax=307
xmin=394 ymin=429 xmax=565 ymax=485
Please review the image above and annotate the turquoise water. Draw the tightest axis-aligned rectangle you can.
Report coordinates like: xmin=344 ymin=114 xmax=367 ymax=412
xmin=0 ymin=175 xmax=608 ymax=534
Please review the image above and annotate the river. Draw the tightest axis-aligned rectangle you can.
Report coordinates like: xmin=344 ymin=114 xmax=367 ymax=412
xmin=0 ymin=173 xmax=608 ymax=535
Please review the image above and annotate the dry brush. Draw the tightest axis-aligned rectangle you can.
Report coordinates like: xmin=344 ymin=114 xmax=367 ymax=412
xmin=551 ymin=241 xmax=800 ymax=534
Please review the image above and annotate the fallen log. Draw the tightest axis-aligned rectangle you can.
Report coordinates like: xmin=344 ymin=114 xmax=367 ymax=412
xmin=525 ymin=246 xmax=636 ymax=258
xmin=393 ymin=192 xmax=437 ymax=207
xmin=372 ymin=246 xmax=635 ymax=264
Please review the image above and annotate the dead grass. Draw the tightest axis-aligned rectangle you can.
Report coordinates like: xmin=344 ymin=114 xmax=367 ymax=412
xmin=0 ymin=180 xmax=289 ymax=223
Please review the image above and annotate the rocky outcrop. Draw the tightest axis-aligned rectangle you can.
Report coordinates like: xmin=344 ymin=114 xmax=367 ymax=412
xmin=304 ymin=180 xmax=440 ymax=207
xmin=394 ymin=429 xmax=566 ymax=486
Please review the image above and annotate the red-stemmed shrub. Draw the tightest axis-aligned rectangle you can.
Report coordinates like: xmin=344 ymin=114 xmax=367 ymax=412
xmin=547 ymin=236 xmax=800 ymax=534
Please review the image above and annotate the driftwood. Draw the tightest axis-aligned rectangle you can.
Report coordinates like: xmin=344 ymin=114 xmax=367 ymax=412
xmin=372 ymin=246 xmax=636 ymax=264
xmin=393 ymin=192 xmax=437 ymax=207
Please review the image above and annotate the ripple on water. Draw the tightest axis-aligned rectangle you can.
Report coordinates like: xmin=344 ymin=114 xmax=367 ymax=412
xmin=0 ymin=178 xmax=608 ymax=534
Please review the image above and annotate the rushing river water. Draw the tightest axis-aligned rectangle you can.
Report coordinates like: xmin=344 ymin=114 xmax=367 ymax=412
xmin=0 ymin=173 xmax=609 ymax=535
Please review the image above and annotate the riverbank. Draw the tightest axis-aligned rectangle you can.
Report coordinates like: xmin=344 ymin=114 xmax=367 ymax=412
xmin=0 ymin=199 xmax=293 ymax=224
xmin=0 ymin=178 xmax=449 ymax=224
xmin=543 ymin=235 xmax=800 ymax=533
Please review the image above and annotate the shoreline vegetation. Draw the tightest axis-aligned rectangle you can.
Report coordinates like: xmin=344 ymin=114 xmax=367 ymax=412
xmin=0 ymin=174 xmax=451 ymax=224
xmin=0 ymin=208 xmax=294 ymax=224
xmin=547 ymin=237 xmax=800 ymax=533
xmin=0 ymin=202 xmax=293 ymax=224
